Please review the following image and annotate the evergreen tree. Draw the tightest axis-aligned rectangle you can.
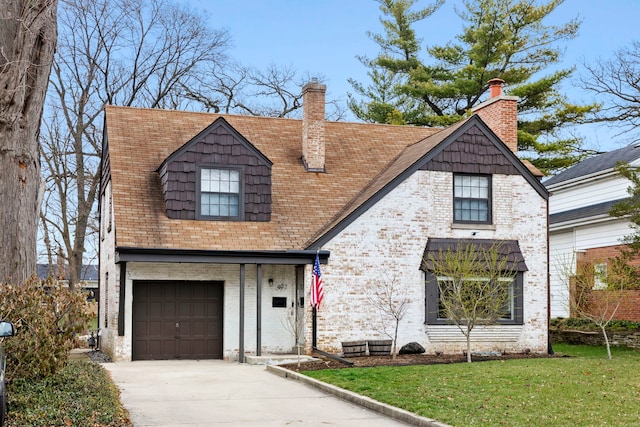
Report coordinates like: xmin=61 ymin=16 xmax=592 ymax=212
xmin=350 ymin=0 xmax=599 ymax=174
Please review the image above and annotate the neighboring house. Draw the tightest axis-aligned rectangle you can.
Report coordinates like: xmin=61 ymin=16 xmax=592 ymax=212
xmin=545 ymin=144 xmax=640 ymax=319
xmin=37 ymin=263 xmax=99 ymax=301
xmin=99 ymin=79 xmax=549 ymax=362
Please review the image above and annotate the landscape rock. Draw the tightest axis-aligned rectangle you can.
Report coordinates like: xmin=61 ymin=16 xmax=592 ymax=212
xmin=399 ymin=342 xmax=426 ymax=355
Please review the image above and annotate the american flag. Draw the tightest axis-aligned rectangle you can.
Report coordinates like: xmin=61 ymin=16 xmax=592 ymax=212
xmin=310 ymin=253 xmax=324 ymax=310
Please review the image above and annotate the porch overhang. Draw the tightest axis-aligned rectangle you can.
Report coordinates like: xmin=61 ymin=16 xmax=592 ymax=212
xmin=115 ymin=247 xmax=329 ymax=265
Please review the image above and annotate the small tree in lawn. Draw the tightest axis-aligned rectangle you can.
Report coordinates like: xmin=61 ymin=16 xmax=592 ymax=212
xmin=427 ymin=242 xmax=517 ymax=363
xmin=367 ymin=272 xmax=410 ymax=359
xmin=557 ymin=252 xmax=635 ymax=360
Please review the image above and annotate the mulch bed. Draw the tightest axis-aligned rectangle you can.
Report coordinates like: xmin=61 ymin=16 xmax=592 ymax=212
xmin=280 ymin=351 xmax=558 ymax=372
xmin=86 ymin=350 xmax=113 ymax=363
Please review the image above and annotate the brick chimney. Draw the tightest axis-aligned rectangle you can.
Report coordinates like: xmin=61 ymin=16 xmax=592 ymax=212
xmin=302 ymin=78 xmax=326 ymax=172
xmin=471 ymin=78 xmax=518 ymax=153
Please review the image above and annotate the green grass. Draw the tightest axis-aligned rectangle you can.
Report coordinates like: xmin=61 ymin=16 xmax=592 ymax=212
xmin=305 ymin=344 xmax=640 ymax=427
xmin=6 ymin=360 xmax=130 ymax=427
xmin=88 ymin=315 xmax=99 ymax=331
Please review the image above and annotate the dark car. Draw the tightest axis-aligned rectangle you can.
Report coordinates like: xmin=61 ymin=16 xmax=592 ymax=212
xmin=0 ymin=321 xmax=15 ymax=427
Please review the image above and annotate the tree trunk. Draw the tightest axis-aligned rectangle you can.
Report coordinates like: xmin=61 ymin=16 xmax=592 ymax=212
xmin=600 ymin=324 xmax=612 ymax=360
xmin=0 ymin=0 xmax=58 ymax=284
xmin=466 ymin=325 xmax=473 ymax=363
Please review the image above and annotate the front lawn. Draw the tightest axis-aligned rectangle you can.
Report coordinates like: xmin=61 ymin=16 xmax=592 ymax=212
xmin=304 ymin=344 xmax=640 ymax=426
xmin=6 ymin=360 xmax=130 ymax=427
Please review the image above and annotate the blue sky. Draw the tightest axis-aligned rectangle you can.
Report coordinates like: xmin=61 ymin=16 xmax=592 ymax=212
xmin=189 ymin=0 xmax=640 ymax=151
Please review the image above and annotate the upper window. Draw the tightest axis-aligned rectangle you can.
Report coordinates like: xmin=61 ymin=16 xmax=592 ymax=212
xmin=454 ymin=174 xmax=491 ymax=223
xmin=198 ymin=167 xmax=242 ymax=219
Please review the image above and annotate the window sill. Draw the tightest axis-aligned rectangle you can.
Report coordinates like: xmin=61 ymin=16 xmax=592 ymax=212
xmin=450 ymin=223 xmax=496 ymax=231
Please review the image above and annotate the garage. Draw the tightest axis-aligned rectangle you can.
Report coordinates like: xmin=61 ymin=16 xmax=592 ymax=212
xmin=133 ymin=281 xmax=223 ymax=360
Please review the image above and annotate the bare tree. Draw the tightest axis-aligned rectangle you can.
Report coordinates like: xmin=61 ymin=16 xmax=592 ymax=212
xmin=40 ymin=0 xmax=345 ymax=285
xmin=579 ymin=41 xmax=640 ymax=142
xmin=427 ymin=242 xmax=517 ymax=363
xmin=184 ymin=63 xmax=347 ymax=120
xmin=367 ymin=272 xmax=410 ymax=359
xmin=0 ymin=0 xmax=58 ymax=284
xmin=281 ymin=304 xmax=307 ymax=367
xmin=39 ymin=0 xmax=230 ymax=287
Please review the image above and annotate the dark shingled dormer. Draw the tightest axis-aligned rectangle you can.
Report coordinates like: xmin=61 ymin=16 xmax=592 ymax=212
xmin=157 ymin=117 xmax=272 ymax=221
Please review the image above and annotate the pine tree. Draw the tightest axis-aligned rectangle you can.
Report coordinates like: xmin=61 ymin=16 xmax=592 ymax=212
xmin=350 ymin=0 xmax=599 ymax=174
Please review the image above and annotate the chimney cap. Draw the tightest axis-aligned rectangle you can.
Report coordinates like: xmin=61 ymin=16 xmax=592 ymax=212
xmin=488 ymin=78 xmax=505 ymax=98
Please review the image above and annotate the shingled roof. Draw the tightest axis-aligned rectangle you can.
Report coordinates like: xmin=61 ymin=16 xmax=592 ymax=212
xmin=103 ymin=106 xmax=440 ymax=252
xmin=544 ymin=143 xmax=640 ymax=186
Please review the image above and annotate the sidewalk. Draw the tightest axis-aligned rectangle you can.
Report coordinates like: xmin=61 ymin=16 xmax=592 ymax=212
xmin=68 ymin=348 xmax=93 ymax=361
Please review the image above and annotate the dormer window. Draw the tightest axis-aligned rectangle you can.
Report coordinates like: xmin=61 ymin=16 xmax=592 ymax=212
xmin=198 ymin=167 xmax=243 ymax=220
xmin=157 ymin=117 xmax=271 ymax=221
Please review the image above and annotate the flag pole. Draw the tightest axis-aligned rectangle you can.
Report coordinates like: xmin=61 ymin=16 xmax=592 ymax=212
xmin=312 ymin=306 xmax=317 ymax=349
xmin=311 ymin=248 xmax=320 ymax=349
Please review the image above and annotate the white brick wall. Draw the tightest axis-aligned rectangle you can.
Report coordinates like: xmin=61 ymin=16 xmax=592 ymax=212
xmin=310 ymin=170 xmax=548 ymax=355
xmin=101 ymin=168 xmax=548 ymax=360
xmin=123 ymin=262 xmax=299 ymax=361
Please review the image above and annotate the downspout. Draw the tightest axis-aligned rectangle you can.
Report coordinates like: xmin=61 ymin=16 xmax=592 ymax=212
xmin=239 ymin=264 xmax=245 ymax=363
xmin=547 ymin=201 xmax=553 ymax=355
xmin=256 ymin=264 xmax=262 ymax=357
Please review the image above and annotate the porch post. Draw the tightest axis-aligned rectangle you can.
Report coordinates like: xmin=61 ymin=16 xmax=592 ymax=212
xmin=256 ymin=264 xmax=262 ymax=356
xmin=118 ymin=262 xmax=126 ymax=336
xmin=239 ymin=264 xmax=245 ymax=363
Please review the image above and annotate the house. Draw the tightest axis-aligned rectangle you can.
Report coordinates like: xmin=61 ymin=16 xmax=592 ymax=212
xmin=99 ymin=79 xmax=549 ymax=362
xmin=37 ymin=263 xmax=99 ymax=301
xmin=545 ymin=144 xmax=640 ymax=320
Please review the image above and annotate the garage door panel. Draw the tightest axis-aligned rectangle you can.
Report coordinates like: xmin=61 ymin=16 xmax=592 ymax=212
xmin=163 ymin=340 xmax=176 ymax=356
xmin=133 ymin=281 xmax=223 ymax=361
xmin=163 ymin=302 xmax=176 ymax=317
xmin=134 ymin=302 xmax=147 ymax=317
xmin=191 ymin=320 xmax=205 ymax=335
xmin=147 ymin=321 xmax=164 ymax=336
xmin=178 ymin=340 xmax=192 ymax=355
xmin=192 ymin=302 xmax=206 ymax=317
xmin=147 ymin=285 xmax=164 ymax=299
xmin=148 ymin=301 xmax=162 ymax=317
xmin=207 ymin=301 xmax=220 ymax=316
xmin=191 ymin=340 xmax=206 ymax=356
xmin=178 ymin=302 xmax=191 ymax=317
xmin=178 ymin=321 xmax=192 ymax=336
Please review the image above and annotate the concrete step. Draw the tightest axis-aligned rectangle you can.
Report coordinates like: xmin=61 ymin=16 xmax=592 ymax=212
xmin=244 ymin=353 xmax=318 ymax=365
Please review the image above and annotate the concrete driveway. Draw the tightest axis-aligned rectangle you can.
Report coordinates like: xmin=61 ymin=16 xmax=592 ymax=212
xmin=102 ymin=359 xmax=441 ymax=427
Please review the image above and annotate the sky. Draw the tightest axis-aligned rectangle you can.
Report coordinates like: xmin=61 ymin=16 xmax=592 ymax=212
xmin=190 ymin=0 xmax=640 ymax=151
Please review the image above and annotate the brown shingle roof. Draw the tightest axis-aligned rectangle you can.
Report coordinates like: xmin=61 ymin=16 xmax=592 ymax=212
xmin=306 ymin=118 xmax=469 ymax=246
xmin=104 ymin=106 xmax=440 ymax=251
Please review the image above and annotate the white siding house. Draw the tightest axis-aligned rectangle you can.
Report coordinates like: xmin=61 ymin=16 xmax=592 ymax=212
xmin=545 ymin=145 xmax=640 ymax=317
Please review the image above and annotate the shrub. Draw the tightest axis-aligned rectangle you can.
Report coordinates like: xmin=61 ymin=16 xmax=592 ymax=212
xmin=6 ymin=361 xmax=130 ymax=426
xmin=0 ymin=276 xmax=92 ymax=381
xmin=551 ymin=317 xmax=640 ymax=332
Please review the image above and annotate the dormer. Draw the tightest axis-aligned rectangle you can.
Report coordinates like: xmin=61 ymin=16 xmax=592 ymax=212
xmin=157 ymin=117 xmax=272 ymax=221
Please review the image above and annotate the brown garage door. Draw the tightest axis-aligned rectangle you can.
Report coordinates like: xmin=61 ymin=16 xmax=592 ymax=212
xmin=133 ymin=281 xmax=223 ymax=360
